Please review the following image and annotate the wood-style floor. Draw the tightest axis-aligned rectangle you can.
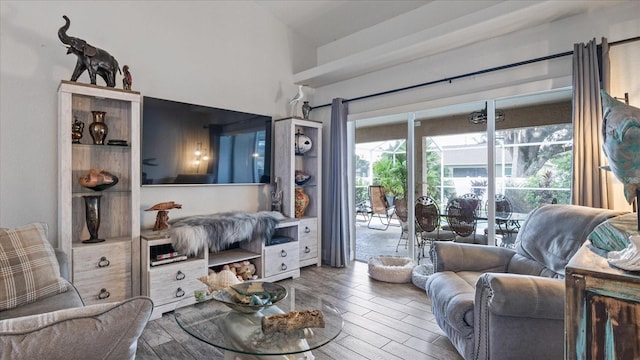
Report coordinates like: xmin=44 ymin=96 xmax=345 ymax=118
xmin=136 ymin=260 xmax=463 ymax=360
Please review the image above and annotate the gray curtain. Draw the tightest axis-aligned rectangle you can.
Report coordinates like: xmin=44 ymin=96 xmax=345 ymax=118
xmin=572 ymin=37 xmax=612 ymax=208
xmin=322 ymin=98 xmax=351 ymax=267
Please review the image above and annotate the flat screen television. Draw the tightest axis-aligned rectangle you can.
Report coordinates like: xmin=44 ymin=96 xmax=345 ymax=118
xmin=141 ymin=96 xmax=272 ymax=185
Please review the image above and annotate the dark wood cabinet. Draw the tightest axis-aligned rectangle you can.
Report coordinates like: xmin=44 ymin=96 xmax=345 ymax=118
xmin=566 ymin=241 xmax=640 ymax=360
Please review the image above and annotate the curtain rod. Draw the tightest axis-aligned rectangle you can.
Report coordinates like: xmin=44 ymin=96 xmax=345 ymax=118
xmin=310 ymin=36 xmax=640 ymax=111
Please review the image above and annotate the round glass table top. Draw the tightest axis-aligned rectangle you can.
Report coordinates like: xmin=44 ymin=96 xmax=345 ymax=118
xmin=174 ymin=285 xmax=344 ymax=356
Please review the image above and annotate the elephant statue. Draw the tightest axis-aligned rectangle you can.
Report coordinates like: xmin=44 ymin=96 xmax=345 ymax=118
xmin=58 ymin=15 xmax=120 ymax=88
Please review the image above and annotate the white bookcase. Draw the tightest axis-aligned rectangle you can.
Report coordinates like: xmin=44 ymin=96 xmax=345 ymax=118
xmin=274 ymin=118 xmax=322 ymax=268
xmin=58 ymin=81 xmax=141 ymax=304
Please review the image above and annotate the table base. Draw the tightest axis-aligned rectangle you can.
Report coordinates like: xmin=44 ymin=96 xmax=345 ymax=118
xmin=224 ymin=350 xmax=315 ymax=360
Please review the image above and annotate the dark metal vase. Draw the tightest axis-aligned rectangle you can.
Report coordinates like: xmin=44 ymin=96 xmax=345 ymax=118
xmin=83 ymin=195 xmax=105 ymax=243
xmin=89 ymin=111 xmax=108 ymax=145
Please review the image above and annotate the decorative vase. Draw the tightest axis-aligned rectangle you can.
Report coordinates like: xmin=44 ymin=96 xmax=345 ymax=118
xmin=301 ymin=101 xmax=311 ymax=120
xmin=89 ymin=111 xmax=108 ymax=145
xmin=294 ymin=130 xmax=312 ymax=155
xmin=294 ymin=187 xmax=309 ymax=218
xmin=71 ymin=117 xmax=84 ymax=144
xmin=83 ymin=195 xmax=105 ymax=243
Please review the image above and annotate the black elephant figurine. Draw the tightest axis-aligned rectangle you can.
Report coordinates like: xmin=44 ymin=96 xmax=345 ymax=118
xmin=58 ymin=15 xmax=120 ymax=88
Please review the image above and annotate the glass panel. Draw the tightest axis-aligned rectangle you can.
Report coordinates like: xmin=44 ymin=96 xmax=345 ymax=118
xmin=496 ymin=124 xmax=573 ymax=213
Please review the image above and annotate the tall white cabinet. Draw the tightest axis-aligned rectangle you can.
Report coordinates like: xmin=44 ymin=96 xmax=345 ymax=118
xmin=58 ymin=81 xmax=141 ymax=304
xmin=274 ymin=118 xmax=322 ymax=268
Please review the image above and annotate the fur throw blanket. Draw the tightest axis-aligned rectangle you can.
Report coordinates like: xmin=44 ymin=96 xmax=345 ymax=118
xmin=170 ymin=211 xmax=285 ymax=256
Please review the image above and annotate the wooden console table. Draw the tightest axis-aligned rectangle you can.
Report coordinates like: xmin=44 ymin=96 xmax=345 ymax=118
xmin=565 ymin=241 xmax=640 ymax=360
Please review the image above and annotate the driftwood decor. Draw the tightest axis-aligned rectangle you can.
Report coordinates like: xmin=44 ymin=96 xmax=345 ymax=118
xmin=261 ymin=310 xmax=325 ymax=334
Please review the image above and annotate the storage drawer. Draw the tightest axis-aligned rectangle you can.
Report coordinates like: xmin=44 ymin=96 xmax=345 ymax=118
xmin=264 ymin=242 xmax=299 ymax=277
xmin=298 ymin=218 xmax=318 ymax=261
xmin=148 ymin=259 xmax=207 ymax=306
xmin=72 ymin=241 xmax=131 ymax=304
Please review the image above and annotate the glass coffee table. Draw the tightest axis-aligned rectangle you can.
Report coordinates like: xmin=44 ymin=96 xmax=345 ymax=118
xmin=174 ymin=286 xmax=344 ymax=360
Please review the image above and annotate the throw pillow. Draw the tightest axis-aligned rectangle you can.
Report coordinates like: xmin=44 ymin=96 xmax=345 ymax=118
xmin=0 ymin=223 xmax=67 ymax=311
xmin=588 ymin=212 xmax=638 ymax=252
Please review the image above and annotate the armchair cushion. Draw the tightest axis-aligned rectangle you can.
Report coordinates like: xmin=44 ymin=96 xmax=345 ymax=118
xmin=0 ymin=223 xmax=68 ymax=311
xmin=476 ymin=273 xmax=564 ymax=319
xmin=0 ymin=296 xmax=153 ymax=360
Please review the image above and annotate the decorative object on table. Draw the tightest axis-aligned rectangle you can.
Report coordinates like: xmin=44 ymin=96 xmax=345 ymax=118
xmin=294 ymin=129 xmax=312 ymax=155
xmin=261 ymin=309 xmax=326 ymax=334
xmin=88 ymin=110 xmax=108 ymax=145
xmin=288 ymin=84 xmax=304 ymax=117
xmin=122 ymin=65 xmax=132 ymax=90
xmin=82 ymin=195 xmax=104 ymax=243
xmin=145 ymin=201 xmax=182 ymax=231
xmin=79 ymin=168 xmax=118 ymax=191
xmin=301 ymin=101 xmax=311 ymax=120
xmin=367 ymin=256 xmax=416 ymax=283
xmin=601 ymin=90 xmax=640 ymax=230
xmin=271 ymin=177 xmax=283 ymax=213
xmin=58 ymin=15 xmax=120 ymax=88
xmin=71 ymin=116 xmax=84 ymax=144
xmin=294 ymin=170 xmax=311 ymax=185
xmin=607 ymin=235 xmax=640 ymax=271
xmin=170 ymin=211 xmax=285 ymax=256
xmin=209 ymin=282 xmax=288 ymax=314
xmin=294 ymin=187 xmax=309 ymax=218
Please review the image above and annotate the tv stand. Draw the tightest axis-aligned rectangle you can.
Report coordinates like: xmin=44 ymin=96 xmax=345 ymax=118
xmin=141 ymin=218 xmax=300 ymax=319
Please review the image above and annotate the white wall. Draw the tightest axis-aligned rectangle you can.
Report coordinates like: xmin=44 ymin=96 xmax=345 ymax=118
xmin=0 ymin=1 xmax=314 ymax=244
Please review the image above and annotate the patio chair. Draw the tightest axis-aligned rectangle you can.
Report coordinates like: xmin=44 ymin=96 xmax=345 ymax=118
xmin=394 ymin=198 xmax=410 ymax=251
xmin=446 ymin=195 xmax=481 ymax=243
xmin=415 ymin=196 xmax=455 ymax=260
xmin=367 ymin=185 xmax=395 ymax=230
xmin=483 ymin=194 xmax=517 ymax=247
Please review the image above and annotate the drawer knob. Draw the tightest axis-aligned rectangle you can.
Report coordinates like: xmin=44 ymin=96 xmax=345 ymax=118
xmin=176 ymin=270 xmax=186 ymax=281
xmin=97 ymin=288 xmax=110 ymax=300
xmin=97 ymin=256 xmax=110 ymax=268
xmin=280 ymin=250 xmax=287 ymax=257
xmin=304 ymin=246 xmax=311 ymax=253
xmin=281 ymin=263 xmax=287 ymax=271
xmin=176 ymin=287 xmax=185 ymax=298
xmin=304 ymin=226 xmax=311 ymax=233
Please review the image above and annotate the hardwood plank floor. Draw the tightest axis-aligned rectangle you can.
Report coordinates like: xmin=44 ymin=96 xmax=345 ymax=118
xmin=136 ymin=261 xmax=463 ymax=360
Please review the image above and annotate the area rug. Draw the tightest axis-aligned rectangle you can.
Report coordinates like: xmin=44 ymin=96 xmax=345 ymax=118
xmin=170 ymin=211 xmax=285 ymax=256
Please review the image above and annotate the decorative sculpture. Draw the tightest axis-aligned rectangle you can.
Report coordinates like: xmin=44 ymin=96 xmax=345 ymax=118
xmin=600 ymin=90 xmax=640 ymax=231
xmin=145 ymin=201 xmax=183 ymax=231
xmin=58 ymin=15 xmax=121 ymax=87
xmin=122 ymin=65 xmax=132 ymax=90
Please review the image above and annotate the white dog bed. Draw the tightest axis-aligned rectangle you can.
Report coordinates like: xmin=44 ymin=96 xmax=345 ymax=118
xmin=411 ymin=263 xmax=434 ymax=290
xmin=368 ymin=256 xmax=416 ymax=283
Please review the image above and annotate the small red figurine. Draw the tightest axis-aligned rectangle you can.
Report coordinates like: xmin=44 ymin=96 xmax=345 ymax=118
xmin=122 ymin=65 xmax=132 ymax=90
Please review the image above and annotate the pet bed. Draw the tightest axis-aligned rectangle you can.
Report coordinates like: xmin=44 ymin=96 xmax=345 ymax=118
xmin=367 ymin=256 xmax=415 ymax=283
xmin=411 ymin=263 xmax=434 ymax=290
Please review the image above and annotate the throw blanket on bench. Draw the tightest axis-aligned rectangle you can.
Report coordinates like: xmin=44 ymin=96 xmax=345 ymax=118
xmin=170 ymin=211 xmax=285 ymax=256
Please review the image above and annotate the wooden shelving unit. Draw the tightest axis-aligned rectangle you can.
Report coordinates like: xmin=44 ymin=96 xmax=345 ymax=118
xmin=58 ymin=81 xmax=141 ymax=304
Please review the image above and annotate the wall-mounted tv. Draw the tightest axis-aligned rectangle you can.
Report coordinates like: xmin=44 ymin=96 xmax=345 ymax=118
xmin=141 ymin=97 xmax=272 ymax=185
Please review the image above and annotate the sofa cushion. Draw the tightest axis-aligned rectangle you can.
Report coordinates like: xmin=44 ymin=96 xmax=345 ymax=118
xmin=0 ymin=223 xmax=68 ymax=311
xmin=0 ymin=296 xmax=153 ymax=360
xmin=426 ymin=270 xmax=481 ymax=338
xmin=514 ymin=204 xmax=625 ymax=277
xmin=0 ymin=280 xmax=83 ymax=320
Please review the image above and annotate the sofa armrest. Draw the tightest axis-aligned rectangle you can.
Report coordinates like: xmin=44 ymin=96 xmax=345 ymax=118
xmin=54 ymin=249 xmax=70 ymax=281
xmin=431 ymin=242 xmax=515 ymax=273
xmin=476 ymin=273 xmax=565 ymax=319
